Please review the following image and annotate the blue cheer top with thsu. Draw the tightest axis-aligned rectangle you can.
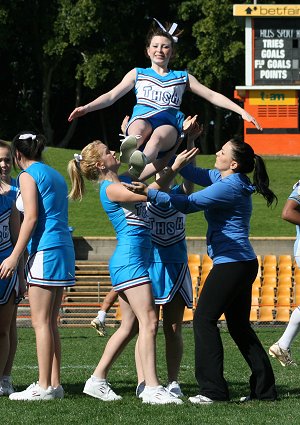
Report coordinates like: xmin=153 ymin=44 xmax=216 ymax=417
xmin=130 ymin=67 xmax=188 ymax=122
xmin=100 ymin=179 xmax=151 ymax=249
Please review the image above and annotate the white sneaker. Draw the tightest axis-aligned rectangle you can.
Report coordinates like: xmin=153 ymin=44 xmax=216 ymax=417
xmin=188 ymin=394 xmax=214 ymax=404
xmin=53 ymin=385 xmax=64 ymax=399
xmin=9 ymin=382 xmax=55 ymax=401
xmin=83 ymin=377 xmax=122 ymax=401
xmin=0 ymin=377 xmax=14 ymax=396
xmin=141 ymin=385 xmax=183 ymax=405
xmin=166 ymin=381 xmax=184 ymax=398
xmin=128 ymin=150 xmax=147 ymax=178
xmin=269 ymin=342 xmax=297 ymax=367
xmin=240 ymin=395 xmax=252 ymax=402
xmin=91 ymin=317 xmax=106 ymax=337
xmin=119 ymin=135 xmax=140 ymax=163
xmin=136 ymin=381 xmax=145 ymax=398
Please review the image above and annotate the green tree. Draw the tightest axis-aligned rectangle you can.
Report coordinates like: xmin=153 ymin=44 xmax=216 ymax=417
xmin=178 ymin=0 xmax=246 ymax=152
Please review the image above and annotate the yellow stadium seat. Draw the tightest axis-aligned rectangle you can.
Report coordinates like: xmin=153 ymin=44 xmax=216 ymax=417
xmin=252 ymin=286 xmax=260 ymax=298
xmin=258 ymin=306 xmax=275 ymax=322
xmin=188 ymin=254 xmax=201 ymax=265
xmin=263 ymin=255 xmax=277 ymax=267
xmin=182 ymin=307 xmax=194 ymax=322
xmin=275 ymin=307 xmax=291 ymax=322
xmin=260 ymin=294 xmax=275 ymax=307
xmin=277 ymin=286 xmax=292 ymax=298
xmin=276 ymin=295 xmax=292 ymax=307
xmin=188 ymin=264 xmax=200 ymax=277
xmin=278 ymin=264 xmax=292 ymax=275
xmin=201 ymin=254 xmax=213 ymax=266
xmin=262 ymin=276 xmax=277 ymax=288
xmin=250 ymin=306 xmax=258 ymax=321
xmin=277 ymin=275 xmax=293 ymax=288
xmin=278 ymin=255 xmax=292 ymax=267
xmin=261 ymin=285 xmax=276 ymax=297
xmin=201 ymin=263 xmax=213 ymax=274
xmin=252 ymin=278 xmax=262 ymax=289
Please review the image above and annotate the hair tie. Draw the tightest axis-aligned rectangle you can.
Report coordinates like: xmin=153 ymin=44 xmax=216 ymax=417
xmin=19 ymin=133 xmax=36 ymax=141
xmin=74 ymin=153 xmax=82 ymax=163
xmin=153 ymin=18 xmax=178 ymax=43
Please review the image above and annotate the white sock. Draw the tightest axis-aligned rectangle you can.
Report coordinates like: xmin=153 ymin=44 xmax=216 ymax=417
xmin=91 ymin=375 xmax=106 ymax=383
xmin=278 ymin=306 xmax=300 ymax=350
xmin=97 ymin=310 xmax=106 ymax=322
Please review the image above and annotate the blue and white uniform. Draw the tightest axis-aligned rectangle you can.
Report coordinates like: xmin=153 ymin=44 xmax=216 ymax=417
xmin=0 ymin=196 xmax=18 ymax=304
xmin=17 ymin=162 xmax=75 ymax=287
xmin=100 ymin=178 xmax=151 ymax=292
xmin=147 ymin=185 xmax=192 ymax=307
xmin=288 ymin=180 xmax=300 ymax=267
xmin=128 ymin=68 xmax=188 ymax=136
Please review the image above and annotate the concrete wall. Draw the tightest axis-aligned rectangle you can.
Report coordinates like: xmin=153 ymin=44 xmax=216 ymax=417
xmin=73 ymin=236 xmax=296 ymax=262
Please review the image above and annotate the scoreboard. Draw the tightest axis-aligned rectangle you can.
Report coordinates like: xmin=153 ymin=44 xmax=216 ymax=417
xmin=254 ymin=18 xmax=300 ymax=85
xmin=233 ymin=4 xmax=300 ymax=155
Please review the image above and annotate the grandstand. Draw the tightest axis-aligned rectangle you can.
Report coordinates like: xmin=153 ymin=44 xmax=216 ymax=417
xmin=16 ymin=253 xmax=299 ymax=327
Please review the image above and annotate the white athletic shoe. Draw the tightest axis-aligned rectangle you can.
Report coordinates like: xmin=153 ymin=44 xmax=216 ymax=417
xmin=91 ymin=317 xmax=106 ymax=337
xmin=83 ymin=377 xmax=122 ymax=401
xmin=119 ymin=135 xmax=140 ymax=163
xmin=53 ymin=385 xmax=64 ymax=399
xmin=240 ymin=395 xmax=252 ymax=402
xmin=188 ymin=394 xmax=214 ymax=404
xmin=166 ymin=381 xmax=184 ymax=398
xmin=128 ymin=150 xmax=147 ymax=178
xmin=136 ymin=381 xmax=145 ymax=398
xmin=141 ymin=385 xmax=183 ymax=405
xmin=9 ymin=382 xmax=55 ymax=401
xmin=269 ymin=342 xmax=297 ymax=367
xmin=0 ymin=377 xmax=14 ymax=396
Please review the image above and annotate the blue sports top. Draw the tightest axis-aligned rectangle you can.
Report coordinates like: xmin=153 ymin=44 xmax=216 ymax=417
xmin=17 ymin=162 xmax=73 ymax=254
xmin=100 ymin=179 xmax=151 ymax=249
xmin=148 ymin=184 xmax=187 ymax=263
xmin=148 ymin=167 xmax=257 ymax=264
xmin=288 ymin=180 xmax=300 ymax=240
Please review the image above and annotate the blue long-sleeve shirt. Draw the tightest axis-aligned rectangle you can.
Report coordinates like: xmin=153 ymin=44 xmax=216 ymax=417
xmin=148 ymin=169 xmax=257 ymax=264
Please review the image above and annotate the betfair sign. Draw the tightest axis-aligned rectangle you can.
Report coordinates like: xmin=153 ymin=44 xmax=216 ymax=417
xmin=233 ymin=5 xmax=300 ymax=17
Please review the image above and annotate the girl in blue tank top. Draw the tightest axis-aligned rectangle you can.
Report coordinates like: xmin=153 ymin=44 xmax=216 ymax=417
xmin=68 ymin=19 xmax=261 ymax=178
xmin=68 ymin=140 xmax=182 ymax=404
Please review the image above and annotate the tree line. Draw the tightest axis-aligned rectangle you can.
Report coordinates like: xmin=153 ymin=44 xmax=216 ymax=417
xmin=0 ymin=0 xmax=266 ymax=153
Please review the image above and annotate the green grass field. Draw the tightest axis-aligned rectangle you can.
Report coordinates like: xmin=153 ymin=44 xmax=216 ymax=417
xmin=39 ymin=146 xmax=300 ymax=238
xmin=3 ymin=326 xmax=300 ymax=425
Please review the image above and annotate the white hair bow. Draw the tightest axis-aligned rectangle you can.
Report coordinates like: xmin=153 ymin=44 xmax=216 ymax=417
xmin=153 ymin=18 xmax=178 ymax=43
xmin=19 ymin=133 xmax=36 ymax=140
xmin=74 ymin=153 xmax=83 ymax=163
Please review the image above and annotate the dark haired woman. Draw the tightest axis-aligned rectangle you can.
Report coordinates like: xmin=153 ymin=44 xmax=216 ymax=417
xmin=68 ymin=19 xmax=260 ymax=177
xmin=0 ymin=132 xmax=75 ymax=401
xmin=125 ymin=139 xmax=278 ymax=403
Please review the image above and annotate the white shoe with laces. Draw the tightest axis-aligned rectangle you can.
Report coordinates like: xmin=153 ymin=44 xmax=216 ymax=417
xmin=91 ymin=317 xmax=106 ymax=337
xmin=9 ymin=382 xmax=55 ymax=401
xmin=83 ymin=377 xmax=122 ymax=401
xmin=269 ymin=342 xmax=297 ymax=367
xmin=128 ymin=150 xmax=148 ymax=178
xmin=141 ymin=385 xmax=183 ymax=405
xmin=119 ymin=135 xmax=141 ymax=163
xmin=166 ymin=381 xmax=184 ymax=398
xmin=0 ymin=377 xmax=14 ymax=396
xmin=188 ymin=394 xmax=214 ymax=404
